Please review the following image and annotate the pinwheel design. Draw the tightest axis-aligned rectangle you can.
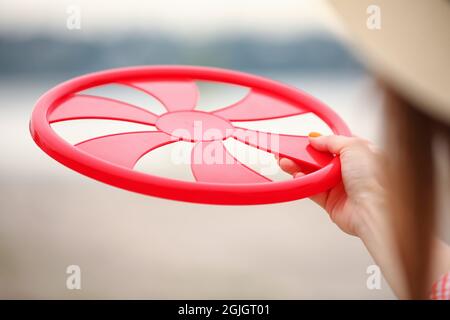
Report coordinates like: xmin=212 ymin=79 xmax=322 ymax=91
xmin=30 ymin=66 xmax=351 ymax=204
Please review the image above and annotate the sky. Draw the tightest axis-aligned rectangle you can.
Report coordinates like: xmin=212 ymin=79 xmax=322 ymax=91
xmin=0 ymin=0 xmax=346 ymax=39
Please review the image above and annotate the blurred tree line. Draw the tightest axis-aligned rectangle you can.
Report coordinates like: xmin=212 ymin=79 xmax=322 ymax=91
xmin=0 ymin=32 xmax=362 ymax=76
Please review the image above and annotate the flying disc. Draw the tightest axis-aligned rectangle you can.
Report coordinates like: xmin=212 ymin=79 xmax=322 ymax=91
xmin=30 ymin=66 xmax=351 ymax=205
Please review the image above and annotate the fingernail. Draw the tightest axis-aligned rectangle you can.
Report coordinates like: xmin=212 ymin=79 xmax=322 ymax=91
xmin=308 ymin=132 xmax=321 ymax=138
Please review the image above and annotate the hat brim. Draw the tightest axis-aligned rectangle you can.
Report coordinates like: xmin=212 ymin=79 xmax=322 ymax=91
xmin=329 ymin=0 xmax=450 ymax=123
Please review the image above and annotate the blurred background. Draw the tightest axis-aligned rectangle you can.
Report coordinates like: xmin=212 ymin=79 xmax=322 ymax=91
xmin=0 ymin=0 xmax=392 ymax=298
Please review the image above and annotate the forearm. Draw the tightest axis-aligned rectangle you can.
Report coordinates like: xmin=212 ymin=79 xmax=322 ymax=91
xmin=356 ymin=198 xmax=408 ymax=298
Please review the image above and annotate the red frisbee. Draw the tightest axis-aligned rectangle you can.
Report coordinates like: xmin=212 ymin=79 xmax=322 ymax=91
xmin=30 ymin=66 xmax=351 ymax=205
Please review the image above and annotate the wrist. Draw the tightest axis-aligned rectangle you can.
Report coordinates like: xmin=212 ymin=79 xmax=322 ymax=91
xmin=353 ymin=192 xmax=388 ymax=241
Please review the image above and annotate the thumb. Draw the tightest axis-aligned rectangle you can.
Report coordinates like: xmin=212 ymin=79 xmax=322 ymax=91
xmin=308 ymin=134 xmax=356 ymax=155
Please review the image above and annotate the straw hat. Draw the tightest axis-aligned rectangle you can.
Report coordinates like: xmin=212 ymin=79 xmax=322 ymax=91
xmin=329 ymin=0 xmax=450 ymax=124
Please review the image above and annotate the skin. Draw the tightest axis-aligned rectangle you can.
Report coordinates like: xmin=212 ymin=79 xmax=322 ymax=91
xmin=279 ymin=134 xmax=450 ymax=298
xmin=279 ymin=134 xmax=385 ymax=237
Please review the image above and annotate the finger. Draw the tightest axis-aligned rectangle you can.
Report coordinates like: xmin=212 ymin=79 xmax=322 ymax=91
xmin=308 ymin=134 xmax=359 ymax=155
xmin=278 ymin=157 xmax=302 ymax=175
